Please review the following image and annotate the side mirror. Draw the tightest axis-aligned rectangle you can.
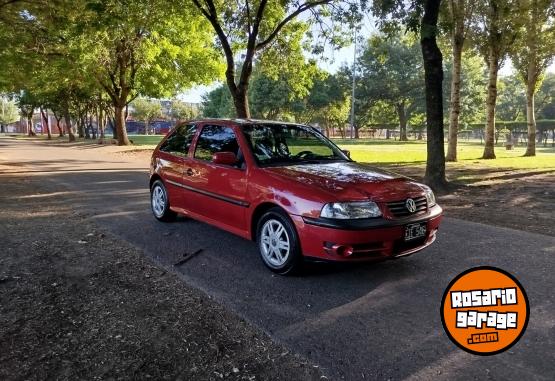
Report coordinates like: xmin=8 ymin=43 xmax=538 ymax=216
xmin=342 ymin=149 xmax=351 ymax=158
xmin=212 ymin=151 xmax=237 ymax=166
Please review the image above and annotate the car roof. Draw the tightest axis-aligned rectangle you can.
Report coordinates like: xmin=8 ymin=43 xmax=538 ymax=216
xmin=186 ymin=118 xmax=309 ymax=128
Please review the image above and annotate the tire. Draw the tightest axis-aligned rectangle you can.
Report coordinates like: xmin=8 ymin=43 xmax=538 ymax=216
xmin=256 ymin=207 xmax=303 ymax=275
xmin=150 ymin=179 xmax=177 ymax=222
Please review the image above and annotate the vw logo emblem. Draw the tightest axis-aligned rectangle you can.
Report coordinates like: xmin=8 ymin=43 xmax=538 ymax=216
xmin=405 ymin=198 xmax=417 ymax=213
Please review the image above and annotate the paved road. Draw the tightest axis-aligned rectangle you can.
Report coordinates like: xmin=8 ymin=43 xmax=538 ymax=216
xmin=2 ymin=138 xmax=554 ymax=380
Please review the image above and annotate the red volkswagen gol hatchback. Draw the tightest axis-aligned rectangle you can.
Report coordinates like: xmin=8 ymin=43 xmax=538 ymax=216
xmin=150 ymin=119 xmax=442 ymax=274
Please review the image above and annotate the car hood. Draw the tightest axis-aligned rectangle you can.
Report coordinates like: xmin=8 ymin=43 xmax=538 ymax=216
xmin=263 ymin=161 xmax=426 ymax=202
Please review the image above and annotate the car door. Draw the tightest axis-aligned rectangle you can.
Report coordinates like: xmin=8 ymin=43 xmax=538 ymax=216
xmin=156 ymin=123 xmax=197 ymax=210
xmin=183 ymin=123 xmax=249 ymax=234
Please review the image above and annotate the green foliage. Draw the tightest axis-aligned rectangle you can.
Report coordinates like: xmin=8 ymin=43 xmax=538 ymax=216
xmin=443 ymin=51 xmax=487 ymax=124
xmin=497 ymin=75 xmax=526 ymax=121
xmin=78 ymin=0 xmax=223 ymax=103
xmin=468 ymin=0 xmax=522 ymax=61
xmin=346 ymin=33 xmax=425 ymax=128
xmin=169 ymin=99 xmax=199 ymax=121
xmin=201 ymin=85 xmax=234 ymax=118
xmin=249 ymin=61 xmax=324 ymax=120
xmin=510 ymin=0 xmax=555 ymax=86
xmin=536 ymin=73 xmax=555 ymax=119
xmin=190 ymin=0 xmax=364 ymax=117
xmin=0 ymin=96 xmax=19 ymax=125
xmin=131 ymin=98 xmax=162 ymax=123
xmin=292 ymin=73 xmax=350 ymax=131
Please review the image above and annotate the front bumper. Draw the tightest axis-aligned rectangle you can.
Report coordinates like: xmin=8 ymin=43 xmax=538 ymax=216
xmin=291 ymin=205 xmax=443 ymax=262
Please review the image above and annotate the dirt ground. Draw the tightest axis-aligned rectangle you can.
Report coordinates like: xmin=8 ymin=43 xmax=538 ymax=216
xmin=0 ymin=175 xmax=324 ymax=380
xmin=387 ymin=164 xmax=555 ymax=237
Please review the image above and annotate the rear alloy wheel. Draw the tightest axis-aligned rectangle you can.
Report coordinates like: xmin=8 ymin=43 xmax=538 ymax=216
xmin=256 ymin=208 xmax=302 ymax=275
xmin=150 ymin=180 xmax=176 ymax=222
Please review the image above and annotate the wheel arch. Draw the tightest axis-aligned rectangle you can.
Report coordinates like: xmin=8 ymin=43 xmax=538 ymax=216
xmin=149 ymin=174 xmax=162 ymax=189
xmin=250 ymin=202 xmax=285 ymax=241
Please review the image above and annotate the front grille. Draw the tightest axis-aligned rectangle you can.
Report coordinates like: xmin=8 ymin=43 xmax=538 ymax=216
xmin=386 ymin=196 xmax=427 ymax=217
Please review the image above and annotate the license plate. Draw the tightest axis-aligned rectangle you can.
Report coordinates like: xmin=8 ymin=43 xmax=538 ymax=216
xmin=405 ymin=223 xmax=427 ymax=241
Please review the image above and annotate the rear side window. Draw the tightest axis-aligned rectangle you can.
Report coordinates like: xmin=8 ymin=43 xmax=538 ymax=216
xmin=159 ymin=124 xmax=197 ymax=156
xmin=194 ymin=125 xmax=239 ymax=161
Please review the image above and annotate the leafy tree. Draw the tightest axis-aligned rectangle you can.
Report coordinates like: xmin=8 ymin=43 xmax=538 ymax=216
xmin=131 ymin=98 xmax=162 ymax=135
xmin=510 ymin=0 xmax=555 ymax=156
xmin=17 ymin=91 xmax=39 ymax=136
xmin=372 ymin=0 xmax=447 ymax=190
xmin=469 ymin=0 xmax=520 ymax=159
xmin=249 ymin=60 xmax=321 ymax=120
xmin=190 ymin=0 xmax=361 ymax=118
xmin=0 ymin=0 xmax=105 ymax=141
xmin=201 ymin=85 xmax=234 ymax=118
xmin=354 ymin=34 xmax=424 ymax=141
xmin=536 ymin=73 xmax=555 ymax=120
xmin=0 ymin=95 xmax=19 ymax=132
xmin=74 ymin=0 xmax=222 ymax=145
xmin=292 ymin=73 xmax=350 ymax=135
xmin=443 ymin=52 xmax=487 ymax=127
xmin=169 ymin=99 xmax=199 ymax=122
xmin=496 ymin=75 xmax=526 ymax=121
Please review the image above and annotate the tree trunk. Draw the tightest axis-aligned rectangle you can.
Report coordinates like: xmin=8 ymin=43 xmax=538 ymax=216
xmin=232 ymin=86 xmax=250 ymax=118
xmin=77 ymin=115 xmax=85 ymax=138
xmin=523 ymin=3 xmax=539 ymax=158
xmin=98 ymin=107 xmax=105 ymax=139
xmin=0 ymin=124 xmax=5 ymax=133
xmin=111 ymin=117 xmax=118 ymax=140
xmin=40 ymin=108 xmax=52 ymax=140
xmin=354 ymin=127 xmax=360 ymax=139
xmin=524 ymin=78 xmax=536 ymax=156
xmin=396 ymin=103 xmax=408 ymax=141
xmin=446 ymin=16 xmax=464 ymax=161
xmin=114 ymin=104 xmax=131 ymax=145
xmin=482 ymin=46 xmax=499 ymax=159
xmin=64 ymin=110 xmax=76 ymax=142
xmin=421 ymin=0 xmax=448 ymax=191
xmin=55 ymin=116 xmax=64 ymax=137
xmin=27 ymin=117 xmax=36 ymax=136
xmin=84 ymin=114 xmax=91 ymax=139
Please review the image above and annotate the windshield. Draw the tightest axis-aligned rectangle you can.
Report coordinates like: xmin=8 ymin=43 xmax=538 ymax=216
xmin=242 ymin=123 xmax=349 ymax=166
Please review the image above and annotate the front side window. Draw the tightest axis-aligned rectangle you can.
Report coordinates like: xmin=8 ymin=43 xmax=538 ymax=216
xmin=194 ymin=125 xmax=240 ymax=161
xmin=159 ymin=124 xmax=197 ymax=156
xmin=242 ymin=123 xmax=348 ymax=166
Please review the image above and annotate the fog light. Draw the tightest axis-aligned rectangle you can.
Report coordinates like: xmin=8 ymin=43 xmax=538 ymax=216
xmin=332 ymin=244 xmax=354 ymax=257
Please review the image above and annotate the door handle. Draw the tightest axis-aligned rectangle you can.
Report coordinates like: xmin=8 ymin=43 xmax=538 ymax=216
xmin=186 ymin=168 xmax=194 ymax=176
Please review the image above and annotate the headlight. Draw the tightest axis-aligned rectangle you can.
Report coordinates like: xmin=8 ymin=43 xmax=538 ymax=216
xmin=320 ymin=201 xmax=382 ymax=219
xmin=424 ymin=187 xmax=436 ymax=207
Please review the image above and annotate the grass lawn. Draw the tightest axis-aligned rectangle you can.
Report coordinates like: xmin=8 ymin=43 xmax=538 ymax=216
xmin=128 ymin=135 xmax=166 ymax=146
xmin=338 ymin=139 xmax=555 ymax=171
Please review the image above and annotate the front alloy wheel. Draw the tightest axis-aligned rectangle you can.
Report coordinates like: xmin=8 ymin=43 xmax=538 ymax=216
xmin=256 ymin=207 xmax=302 ymax=275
